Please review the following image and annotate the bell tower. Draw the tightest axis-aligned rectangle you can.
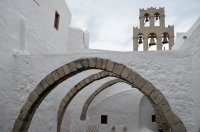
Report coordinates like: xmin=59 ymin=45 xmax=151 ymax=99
xmin=133 ymin=7 xmax=174 ymax=51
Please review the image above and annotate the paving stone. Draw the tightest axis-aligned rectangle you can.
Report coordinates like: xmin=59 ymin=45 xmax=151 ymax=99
xmin=113 ymin=63 xmax=124 ymax=75
xmin=81 ymin=59 xmax=89 ymax=68
xmin=165 ymin=110 xmax=180 ymax=125
xmin=108 ymin=71 xmax=114 ymax=76
xmin=141 ymin=82 xmax=155 ymax=96
xmin=89 ymin=76 xmax=94 ymax=82
xmin=97 ymin=73 xmax=101 ymax=78
xmin=120 ymin=67 xmax=131 ymax=79
xmin=171 ymin=122 xmax=187 ymax=132
xmin=134 ymin=75 xmax=147 ymax=88
xmin=100 ymin=71 xmax=106 ymax=77
xmin=88 ymin=58 xmax=96 ymax=67
xmin=150 ymin=91 xmax=164 ymax=104
xmin=19 ymin=100 xmax=33 ymax=119
xmin=67 ymin=90 xmax=73 ymax=98
xmin=106 ymin=61 xmax=115 ymax=71
xmin=40 ymin=79 xmax=49 ymax=90
xmin=157 ymin=100 xmax=170 ymax=113
xmin=58 ymin=107 xmax=64 ymax=117
xmin=68 ymin=62 xmax=77 ymax=72
xmin=75 ymin=61 xmax=83 ymax=69
xmin=85 ymin=77 xmax=90 ymax=84
xmin=63 ymin=95 xmax=70 ymax=103
xmin=63 ymin=64 xmax=70 ymax=75
xmin=28 ymin=90 xmax=39 ymax=103
xmin=60 ymin=101 xmax=66 ymax=108
xmin=57 ymin=67 xmax=65 ymax=78
xmin=14 ymin=117 xmax=23 ymax=130
xmin=51 ymin=71 xmax=60 ymax=81
xmin=76 ymin=84 xmax=82 ymax=90
xmin=97 ymin=58 xmax=103 ymax=68
xmin=93 ymin=74 xmax=98 ymax=80
xmin=35 ymin=84 xmax=44 ymax=95
xmin=80 ymin=80 xmax=86 ymax=87
xmin=127 ymin=70 xmax=138 ymax=84
xmin=102 ymin=59 xmax=108 ymax=69
xmin=71 ymin=87 xmax=77 ymax=94
xmin=45 ymin=74 xmax=54 ymax=85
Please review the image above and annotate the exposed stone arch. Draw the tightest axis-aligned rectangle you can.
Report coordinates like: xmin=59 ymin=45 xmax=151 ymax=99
xmin=58 ymin=74 xmax=167 ymax=132
xmin=79 ymin=79 xmax=162 ymax=130
xmin=80 ymin=79 xmax=127 ymax=121
xmin=57 ymin=71 xmax=121 ymax=132
xmin=12 ymin=57 xmax=186 ymax=132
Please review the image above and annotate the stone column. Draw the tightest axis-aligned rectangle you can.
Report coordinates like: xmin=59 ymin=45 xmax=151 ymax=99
xmin=143 ymin=37 xmax=148 ymax=51
xmin=160 ymin=15 xmax=165 ymax=27
xmin=157 ymin=37 xmax=162 ymax=50
xmin=169 ymin=36 xmax=174 ymax=50
xmin=139 ymin=17 xmax=144 ymax=28
xmin=150 ymin=16 xmax=155 ymax=27
xmin=133 ymin=38 xmax=138 ymax=51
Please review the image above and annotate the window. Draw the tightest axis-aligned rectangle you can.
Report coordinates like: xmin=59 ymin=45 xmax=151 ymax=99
xmin=152 ymin=115 xmax=156 ymax=122
xmin=54 ymin=11 xmax=60 ymax=30
xmin=101 ymin=115 xmax=107 ymax=124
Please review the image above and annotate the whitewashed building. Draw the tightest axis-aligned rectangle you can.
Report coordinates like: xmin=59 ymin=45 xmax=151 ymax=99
xmin=0 ymin=0 xmax=200 ymax=132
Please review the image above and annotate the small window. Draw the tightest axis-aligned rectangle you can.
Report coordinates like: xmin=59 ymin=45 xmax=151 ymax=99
xmin=54 ymin=11 xmax=60 ymax=30
xmin=101 ymin=115 xmax=107 ymax=124
xmin=152 ymin=115 xmax=156 ymax=122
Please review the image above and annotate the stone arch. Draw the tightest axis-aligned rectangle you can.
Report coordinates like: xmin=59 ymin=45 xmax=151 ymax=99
xmin=80 ymin=79 xmax=127 ymax=121
xmin=79 ymin=79 xmax=162 ymax=131
xmin=12 ymin=57 xmax=186 ymax=132
xmin=57 ymin=71 xmax=120 ymax=132
xmin=139 ymin=95 xmax=161 ymax=131
xmin=58 ymin=74 xmax=165 ymax=132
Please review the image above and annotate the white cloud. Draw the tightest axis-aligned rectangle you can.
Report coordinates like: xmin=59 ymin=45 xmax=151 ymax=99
xmin=66 ymin=0 xmax=200 ymax=51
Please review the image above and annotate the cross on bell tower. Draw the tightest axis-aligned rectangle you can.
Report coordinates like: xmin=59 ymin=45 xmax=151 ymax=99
xmin=133 ymin=7 xmax=174 ymax=51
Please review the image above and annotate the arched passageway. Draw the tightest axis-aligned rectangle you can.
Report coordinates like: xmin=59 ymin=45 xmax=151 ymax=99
xmin=13 ymin=57 xmax=186 ymax=132
xmin=79 ymin=79 xmax=162 ymax=130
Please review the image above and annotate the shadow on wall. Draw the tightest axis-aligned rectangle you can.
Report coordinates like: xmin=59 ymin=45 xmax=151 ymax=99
xmin=138 ymin=127 xmax=154 ymax=132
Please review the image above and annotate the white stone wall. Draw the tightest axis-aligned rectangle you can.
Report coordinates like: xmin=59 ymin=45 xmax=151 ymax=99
xmin=0 ymin=50 xmax=194 ymax=131
xmin=174 ymin=17 xmax=200 ymax=131
xmin=68 ymin=27 xmax=89 ymax=52
xmin=0 ymin=0 xmax=89 ymax=55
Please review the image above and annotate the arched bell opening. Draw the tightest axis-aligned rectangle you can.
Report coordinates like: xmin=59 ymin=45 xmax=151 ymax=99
xmin=148 ymin=33 xmax=157 ymax=50
xmin=138 ymin=33 xmax=144 ymax=51
xmin=162 ymin=32 xmax=169 ymax=50
xmin=144 ymin=13 xmax=150 ymax=27
xmin=154 ymin=12 xmax=160 ymax=26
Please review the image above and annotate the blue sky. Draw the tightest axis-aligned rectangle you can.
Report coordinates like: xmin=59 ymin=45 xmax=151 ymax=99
xmin=66 ymin=0 xmax=200 ymax=51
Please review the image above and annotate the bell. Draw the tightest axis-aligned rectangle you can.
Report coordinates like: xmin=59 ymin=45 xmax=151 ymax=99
xmin=162 ymin=37 xmax=168 ymax=44
xmin=155 ymin=16 xmax=159 ymax=20
xmin=138 ymin=36 xmax=143 ymax=44
xmin=155 ymin=14 xmax=159 ymax=20
xmin=149 ymin=38 xmax=156 ymax=46
xmin=145 ymin=17 xmax=149 ymax=22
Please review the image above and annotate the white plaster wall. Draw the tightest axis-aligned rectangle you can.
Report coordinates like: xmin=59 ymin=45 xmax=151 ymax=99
xmin=186 ymin=19 xmax=200 ymax=132
xmin=175 ymin=17 xmax=200 ymax=131
xmin=0 ymin=50 xmax=194 ymax=131
xmin=86 ymin=89 xmax=143 ymax=132
xmin=68 ymin=27 xmax=89 ymax=52
xmin=173 ymin=32 xmax=186 ymax=50
xmin=139 ymin=96 xmax=158 ymax=132
xmin=180 ymin=17 xmax=200 ymax=51
xmin=0 ymin=0 xmax=88 ymax=56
